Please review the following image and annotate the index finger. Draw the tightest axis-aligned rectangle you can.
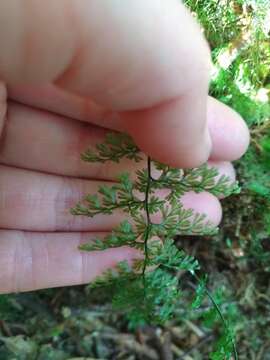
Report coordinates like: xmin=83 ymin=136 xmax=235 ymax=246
xmin=0 ymin=0 xmax=211 ymax=167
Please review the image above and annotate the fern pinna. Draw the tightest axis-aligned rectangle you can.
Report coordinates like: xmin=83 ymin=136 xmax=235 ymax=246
xmin=71 ymin=132 xmax=239 ymax=359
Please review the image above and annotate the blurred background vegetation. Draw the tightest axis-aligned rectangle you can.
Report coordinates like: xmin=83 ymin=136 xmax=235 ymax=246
xmin=0 ymin=0 xmax=269 ymax=359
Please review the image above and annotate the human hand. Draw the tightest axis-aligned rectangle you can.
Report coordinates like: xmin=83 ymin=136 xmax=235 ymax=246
xmin=0 ymin=0 xmax=249 ymax=293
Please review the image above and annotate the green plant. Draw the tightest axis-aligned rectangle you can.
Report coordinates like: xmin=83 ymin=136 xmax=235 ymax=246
xmin=1 ymin=1 xmax=269 ymax=358
xmin=71 ymin=132 xmax=239 ymax=358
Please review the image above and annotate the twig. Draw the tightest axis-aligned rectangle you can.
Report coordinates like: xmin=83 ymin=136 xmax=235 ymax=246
xmin=101 ymin=333 xmax=158 ymax=360
xmin=177 ymin=334 xmax=214 ymax=360
xmin=0 ymin=320 xmax=12 ymax=337
xmin=171 ymin=344 xmax=193 ymax=359
xmin=151 ymin=330 xmax=174 ymax=360
xmin=184 ymin=319 xmax=204 ymax=338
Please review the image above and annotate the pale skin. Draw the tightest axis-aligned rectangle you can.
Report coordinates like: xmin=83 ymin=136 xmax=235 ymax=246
xmin=0 ymin=0 xmax=249 ymax=293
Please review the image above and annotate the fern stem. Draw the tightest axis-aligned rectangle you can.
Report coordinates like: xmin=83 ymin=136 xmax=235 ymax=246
xmin=142 ymin=156 xmax=152 ymax=278
xmin=193 ymin=273 xmax=238 ymax=360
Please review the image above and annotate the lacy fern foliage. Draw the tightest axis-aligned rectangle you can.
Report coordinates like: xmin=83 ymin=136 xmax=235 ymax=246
xmin=71 ymin=132 xmax=239 ymax=357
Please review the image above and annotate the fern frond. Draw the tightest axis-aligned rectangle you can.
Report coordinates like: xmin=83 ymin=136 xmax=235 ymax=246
xmin=81 ymin=132 xmax=142 ymax=163
xmin=71 ymin=131 xmax=239 ymax=358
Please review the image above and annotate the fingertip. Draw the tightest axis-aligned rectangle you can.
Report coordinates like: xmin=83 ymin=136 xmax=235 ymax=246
xmin=123 ymin=95 xmax=211 ymax=169
xmin=181 ymin=191 xmax=222 ymax=226
xmin=207 ymin=160 xmax=236 ymax=182
xmin=207 ymin=160 xmax=236 ymax=199
xmin=171 ymin=128 xmax=212 ymax=169
xmin=208 ymin=97 xmax=250 ymax=161
xmin=128 ymin=127 xmax=212 ymax=169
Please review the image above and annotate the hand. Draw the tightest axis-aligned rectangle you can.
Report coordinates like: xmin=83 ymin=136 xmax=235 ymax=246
xmin=0 ymin=0 xmax=249 ymax=293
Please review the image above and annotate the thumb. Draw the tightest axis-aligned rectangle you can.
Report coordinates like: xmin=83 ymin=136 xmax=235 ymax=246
xmin=0 ymin=0 xmax=211 ymax=167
